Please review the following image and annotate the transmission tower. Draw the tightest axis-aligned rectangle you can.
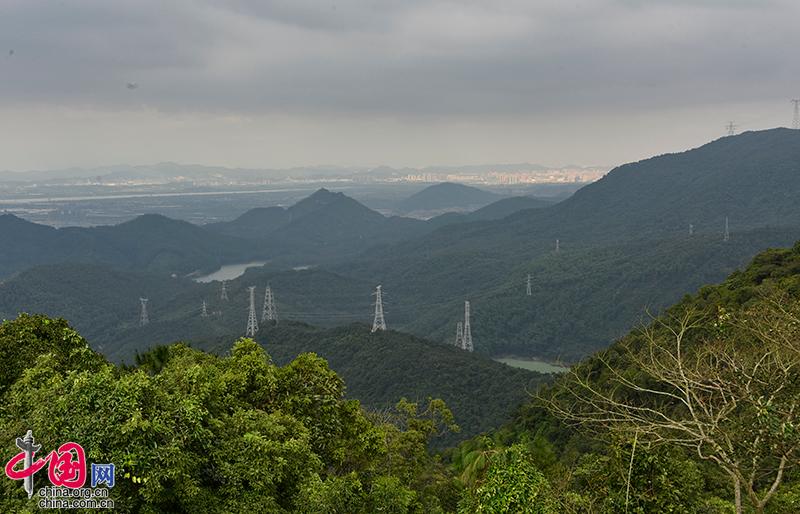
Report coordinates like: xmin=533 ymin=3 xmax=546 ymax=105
xmin=555 ymin=239 xmax=560 ymax=253
xmin=220 ymin=281 xmax=229 ymax=301
xmin=245 ymin=286 xmax=258 ymax=337
xmin=792 ymin=99 xmax=800 ymax=130
xmin=139 ymin=298 xmax=149 ymax=326
xmin=724 ymin=216 xmax=730 ymax=242
xmin=725 ymin=121 xmax=737 ymax=136
xmin=462 ymin=301 xmax=473 ymax=352
xmin=201 ymin=300 xmax=209 ymax=318
xmin=526 ymin=274 xmax=532 ymax=296
xmin=689 ymin=223 xmax=694 ymax=236
xmin=261 ymin=285 xmax=278 ymax=324
xmin=371 ymin=285 xmax=387 ymax=333
xmin=455 ymin=321 xmax=463 ymax=347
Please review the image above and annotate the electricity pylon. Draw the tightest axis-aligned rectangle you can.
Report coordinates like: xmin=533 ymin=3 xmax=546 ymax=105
xmin=139 ymin=298 xmax=149 ymax=326
xmin=792 ymin=99 xmax=800 ymax=130
xmin=526 ymin=274 xmax=532 ymax=296
xmin=201 ymin=300 xmax=209 ymax=318
xmin=724 ymin=216 xmax=730 ymax=242
xmin=455 ymin=321 xmax=463 ymax=347
xmin=220 ymin=281 xmax=229 ymax=301
xmin=246 ymin=286 xmax=258 ymax=337
xmin=371 ymin=285 xmax=386 ymax=333
xmin=262 ymin=285 xmax=277 ymax=324
xmin=462 ymin=301 xmax=473 ymax=352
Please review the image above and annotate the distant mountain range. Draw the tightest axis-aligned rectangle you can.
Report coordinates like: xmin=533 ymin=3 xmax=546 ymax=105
xmin=330 ymin=128 xmax=800 ymax=358
xmin=2 ymin=128 xmax=799 ymax=362
xmin=396 ymin=182 xmax=505 ymax=216
xmin=0 ymin=212 xmax=257 ymax=278
xmin=206 ymin=186 xmax=554 ymax=264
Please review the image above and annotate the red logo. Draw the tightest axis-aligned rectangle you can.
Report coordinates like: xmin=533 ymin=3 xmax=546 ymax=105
xmin=5 ymin=439 xmax=86 ymax=489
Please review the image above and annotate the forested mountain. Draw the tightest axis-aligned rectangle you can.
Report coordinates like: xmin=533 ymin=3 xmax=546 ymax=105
xmin=3 ymin=130 xmax=799 ymax=363
xmin=201 ymin=323 xmax=549 ymax=445
xmin=206 ymin=188 xmax=433 ymax=263
xmin=358 ymin=129 xmax=800 ymax=263
xmin=468 ymin=240 xmax=800 ymax=512
xmin=329 ymin=129 xmax=800 ymax=358
xmin=0 ymin=264 xmax=547 ymax=444
xmin=397 ymin=182 xmax=505 ymax=215
xmin=0 ymin=213 xmax=256 ymax=278
xmin=427 ymin=195 xmax=557 ymax=227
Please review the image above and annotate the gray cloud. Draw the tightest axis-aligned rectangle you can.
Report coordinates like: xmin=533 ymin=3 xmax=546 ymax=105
xmin=0 ymin=0 xmax=797 ymax=170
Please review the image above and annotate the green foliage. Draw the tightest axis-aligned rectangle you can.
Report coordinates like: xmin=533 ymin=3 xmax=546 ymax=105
xmin=458 ymin=444 xmax=555 ymax=513
xmin=0 ymin=316 xmax=459 ymax=513
xmin=569 ymin=441 xmax=707 ymax=513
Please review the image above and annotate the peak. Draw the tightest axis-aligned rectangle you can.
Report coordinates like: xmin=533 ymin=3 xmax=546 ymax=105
xmin=0 ymin=213 xmax=42 ymax=227
xmin=119 ymin=213 xmax=185 ymax=228
xmin=309 ymin=188 xmax=342 ymax=199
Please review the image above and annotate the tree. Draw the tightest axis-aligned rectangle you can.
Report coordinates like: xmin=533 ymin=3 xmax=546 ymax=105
xmin=545 ymin=294 xmax=800 ymax=514
xmin=458 ymin=444 xmax=555 ymax=513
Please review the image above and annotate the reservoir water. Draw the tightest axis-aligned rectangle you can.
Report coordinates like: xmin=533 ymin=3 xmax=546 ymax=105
xmin=493 ymin=357 xmax=569 ymax=374
xmin=193 ymin=261 xmax=268 ymax=283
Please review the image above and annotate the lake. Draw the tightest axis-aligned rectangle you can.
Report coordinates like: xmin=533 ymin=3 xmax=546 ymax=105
xmin=193 ymin=261 xmax=268 ymax=283
xmin=493 ymin=357 xmax=569 ymax=374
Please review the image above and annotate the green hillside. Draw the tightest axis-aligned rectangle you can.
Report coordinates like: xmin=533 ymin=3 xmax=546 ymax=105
xmin=427 ymin=195 xmax=557 ymax=227
xmin=449 ymin=240 xmax=800 ymax=513
xmin=198 ymin=323 xmax=549 ymax=446
xmin=0 ymin=265 xmax=547 ymax=446
xmin=0 ymin=213 xmax=257 ymax=278
xmin=397 ymin=182 xmax=504 ymax=214
xmin=207 ymin=189 xmax=432 ymax=264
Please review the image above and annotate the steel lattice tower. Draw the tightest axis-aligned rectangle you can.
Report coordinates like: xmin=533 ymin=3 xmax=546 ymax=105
xmin=555 ymin=239 xmax=560 ymax=253
xmin=201 ymin=300 xmax=209 ymax=318
xmin=262 ymin=285 xmax=278 ymax=324
xmin=792 ymin=99 xmax=800 ymax=130
xmin=689 ymin=223 xmax=694 ymax=236
xmin=725 ymin=121 xmax=737 ymax=136
xmin=526 ymin=274 xmax=532 ymax=296
xmin=455 ymin=321 xmax=463 ymax=347
xmin=139 ymin=298 xmax=149 ymax=326
xmin=724 ymin=216 xmax=730 ymax=242
xmin=371 ymin=285 xmax=387 ymax=332
xmin=462 ymin=301 xmax=473 ymax=352
xmin=220 ymin=281 xmax=229 ymax=301
xmin=246 ymin=286 xmax=259 ymax=337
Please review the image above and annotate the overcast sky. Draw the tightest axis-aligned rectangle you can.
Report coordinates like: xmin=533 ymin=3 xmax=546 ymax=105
xmin=0 ymin=0 xmax=797 ymax=171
